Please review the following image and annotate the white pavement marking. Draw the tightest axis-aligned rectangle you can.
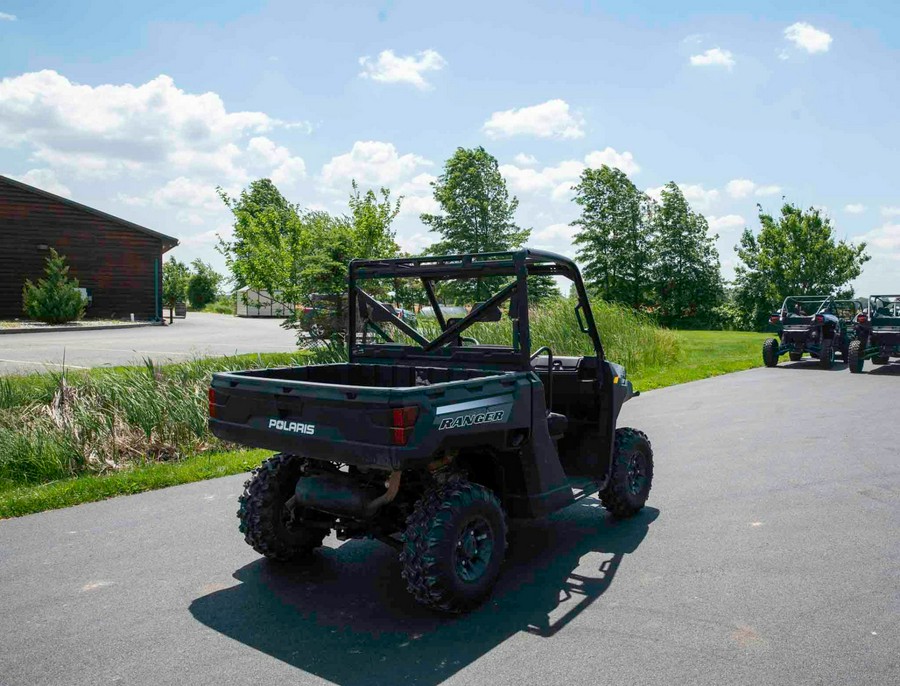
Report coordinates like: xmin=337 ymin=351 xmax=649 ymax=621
xmin=0 ymin=358 xmax=90 ymax=369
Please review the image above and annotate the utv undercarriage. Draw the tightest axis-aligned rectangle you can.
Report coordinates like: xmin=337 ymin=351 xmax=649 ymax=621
xmin=209 ymin=250 xmax=653 ymax=613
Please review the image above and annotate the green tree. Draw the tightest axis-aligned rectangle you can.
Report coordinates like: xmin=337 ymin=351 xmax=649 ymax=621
xmin=186 ymin=260 xmax=223 ymax=309
xmin=218 ymin=178 xmax=403 ymax=339
xmin=422 ymin=146 xmax=530 ymax=302
xmin=571 ymin=166 xmax=653 ymax=308
xmin=650 ymin=182 xmax=723 ymax=327
xmin=733 ymin=203 xmax=870 ymax=329
xmin=22 ymin=249 xmax=85 ymax=324
xmin=162 ymin=257 xmax=190 ymax=323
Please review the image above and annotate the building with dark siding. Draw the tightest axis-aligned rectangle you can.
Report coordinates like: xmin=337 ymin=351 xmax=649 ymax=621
xmin=0 ymin=175 xmax=179 ymax=320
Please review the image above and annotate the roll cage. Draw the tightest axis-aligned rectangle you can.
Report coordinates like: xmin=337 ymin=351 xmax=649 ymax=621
xmin=868 ymin=294 xmax=900 ymax=319
xmin=348 ymin=249 xmax=603 ymax=371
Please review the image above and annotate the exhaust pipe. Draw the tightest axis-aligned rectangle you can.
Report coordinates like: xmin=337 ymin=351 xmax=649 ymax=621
xmin=294 ymin=470 xmax=401 ymax=519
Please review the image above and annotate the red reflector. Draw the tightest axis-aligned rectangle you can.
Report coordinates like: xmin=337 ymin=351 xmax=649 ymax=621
xmin=815 ymin=314 xmax=824 ymax=323
xmin=857 ymin=314 xmax=867 ymax=323
xmin=769 ymin=315 xmax=780 ymax=323
xmin=392 ymin=406 xmax=419 ymax=428
xmin=390 ymin=406 xmax=419 ymax=445
xmin=208 ymin=388 xmax=217 ymax=418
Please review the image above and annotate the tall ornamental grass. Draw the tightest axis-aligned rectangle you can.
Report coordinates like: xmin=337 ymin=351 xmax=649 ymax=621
xmin=0 ymin=353 xmax=310 ymax=488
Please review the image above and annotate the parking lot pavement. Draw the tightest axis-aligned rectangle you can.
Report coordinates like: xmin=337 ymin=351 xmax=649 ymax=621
xmin=0 ymin=313 xmax=300 ymax=375
xmin=0 ymin=363 xmax=897 ymax=685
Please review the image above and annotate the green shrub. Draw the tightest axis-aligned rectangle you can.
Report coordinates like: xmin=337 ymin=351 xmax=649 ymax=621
xmin=22 ymin=249 xmax=85 ymax=324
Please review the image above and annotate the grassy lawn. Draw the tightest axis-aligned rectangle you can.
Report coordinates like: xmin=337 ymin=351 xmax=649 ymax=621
xmin=0 ymin=330 xmax=768 ymax=519
xmin=630 ymin=330 xmax=769 ymax=391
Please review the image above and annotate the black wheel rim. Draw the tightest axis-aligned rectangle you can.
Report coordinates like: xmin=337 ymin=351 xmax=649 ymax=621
xmin=626 ymin=450 xmax=647 ymax=496
xmin=455 ymin=517 xmax=494 ymax=583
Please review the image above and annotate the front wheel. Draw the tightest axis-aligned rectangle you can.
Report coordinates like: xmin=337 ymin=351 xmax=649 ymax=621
xmin=763 ymin=338 xmax=779 ymax=368
xmin=599 ymin=428 xmax=654 ymax=518
xmin=401 ymin=479 xmax=507 ymax=614
xmin=848 ymin=339 xmax=864 ymax=374
xmin=237 ymin=454 xmax=328 ymax=561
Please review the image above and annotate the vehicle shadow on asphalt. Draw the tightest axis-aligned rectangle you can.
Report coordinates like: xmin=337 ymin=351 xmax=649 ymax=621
xmin=189 ymin=501 xmax=659 ymax=686
xmin=866 ymin=364 xmax=900 ymax=376
xmin=779 ymin=360 xmax=848 ymax=371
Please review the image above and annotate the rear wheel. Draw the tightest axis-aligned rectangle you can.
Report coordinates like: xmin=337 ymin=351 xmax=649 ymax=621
xmin=401 ymin=478 xmax=507 ymax=614
xmin=237 ymin=454 xmax=328 ymax=561
xmin=848 ymin=339 xmax=864 ymax=374
xmin=819 ymin=340 xmax=834 ymax=369
xmin=763 ymin=338 xmax=779 ymax=368
xmin=599 ymin=428 xmax=654 ymax=518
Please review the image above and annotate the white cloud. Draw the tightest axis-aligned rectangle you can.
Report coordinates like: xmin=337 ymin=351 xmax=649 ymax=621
xmin=396 ymin=172 xmax=439 ymax=216
xmin=689 ymin=48 xmax=735 ymax=69
xmin=880 ymin=206 xmax=900 ymax=217
xmin=358 ymin=49 xmax=446 ymax=90
xmin=246 ymin=136 xmax=306 ymax=186
xmin=500 ymin=147 xmax=639 ymax=202
xmin=784 ymin=22 xmax=832 ymax=54
xmin=844 ymin=203 xmax=866 ymax=214
xmin=118 ymin=177 xmax=227 ymax=225
xmin=708 ymin=214 xmax=745 ymax=233
xmin=483 ymin=99 xmax=585 ymax=140
xmin=320 ymin=140 xmax=431 ymax=188
xmin=645 ymin=185 xmax=665 ymax=203
xmin=584 ymin=147 xmax=640 ymax=175
xmin=8 ymin=168 xmax=72 ymax=197
xmin=0 ymin=70 xmax=308 ymax=186
xmin=0 ymin=12 xmax=15 ymax=21
xmin=513 ymin=153 xmax=538 ymax=166
xmin=725 ymin=178 xmax=781 ymax=198
xmin=500 ymin=159 xmax=584 ymax=201
xmin=679 ymin=184 xmax=720 ymax=210
xmin=725 ymin=178 xmax=756 ymax=199
xmin=859 ymin=223 xmax=900 ymax=250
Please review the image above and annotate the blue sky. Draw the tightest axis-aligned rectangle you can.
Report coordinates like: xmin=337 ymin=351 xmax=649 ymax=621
xmin=1 ymin=0 xmax=897 ymax=294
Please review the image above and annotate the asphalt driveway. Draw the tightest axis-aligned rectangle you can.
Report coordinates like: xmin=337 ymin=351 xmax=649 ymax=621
xmin=0 ymin=364 xmax=897 ymax=685
xmin=0 ymin=313 xmax=299 ymax=375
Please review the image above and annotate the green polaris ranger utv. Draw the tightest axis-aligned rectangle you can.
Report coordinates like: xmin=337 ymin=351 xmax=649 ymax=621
xmin=208 ymin=250 xmax=653 ymax=613
xmin=848 ymin=294 xmax=900 ymax=373
xmin=762 ymin=295 xmax=859 ymax=369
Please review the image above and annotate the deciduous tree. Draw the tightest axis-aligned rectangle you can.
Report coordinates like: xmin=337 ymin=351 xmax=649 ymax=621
xmin=733 ymin=204 xmax=870 ymax=329
xmin=571 ymin=166 xmax=653 ymax=308
xmin=650 ymin=182 xmax=723 ymax=327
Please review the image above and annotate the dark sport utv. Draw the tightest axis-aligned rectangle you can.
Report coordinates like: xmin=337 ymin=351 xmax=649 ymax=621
xmin=762 ymin=295 xmax=858 ymax=369
xmin=208 ymin=250 xmax=653 ymax=613
xmin=848 ymin=294 xmax=900 ymax=373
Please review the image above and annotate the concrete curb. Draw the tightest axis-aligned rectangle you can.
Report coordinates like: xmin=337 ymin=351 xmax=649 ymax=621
xmin=0 ymin=322 xmax=163 ymax=335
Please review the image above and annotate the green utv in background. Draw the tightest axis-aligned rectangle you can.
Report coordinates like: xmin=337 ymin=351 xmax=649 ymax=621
xmin=848 ymin=294 xmax=900 ymax=373
xmin=208 ymin=250 xmax=653 ymax=614
xmin=762 ymin=296 xmax=860 ymax=369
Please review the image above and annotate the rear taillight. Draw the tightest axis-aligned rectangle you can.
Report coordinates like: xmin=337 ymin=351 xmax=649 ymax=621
xmin=815 ymin=314 xmax=824 ymax=323
xmin=769 ymin=315 xmax=780 ymax=324
xmin=391 ymin=406 xmax=419 ymax=446
xmin=208 ymin=387 xmax=217 ymax=418
xmin=857 ymin=313 xmax=868 ymax=324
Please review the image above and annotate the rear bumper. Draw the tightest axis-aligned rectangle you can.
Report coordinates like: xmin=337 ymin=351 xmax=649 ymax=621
xmin=210 ymin=418 xmax=409 ymax=470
